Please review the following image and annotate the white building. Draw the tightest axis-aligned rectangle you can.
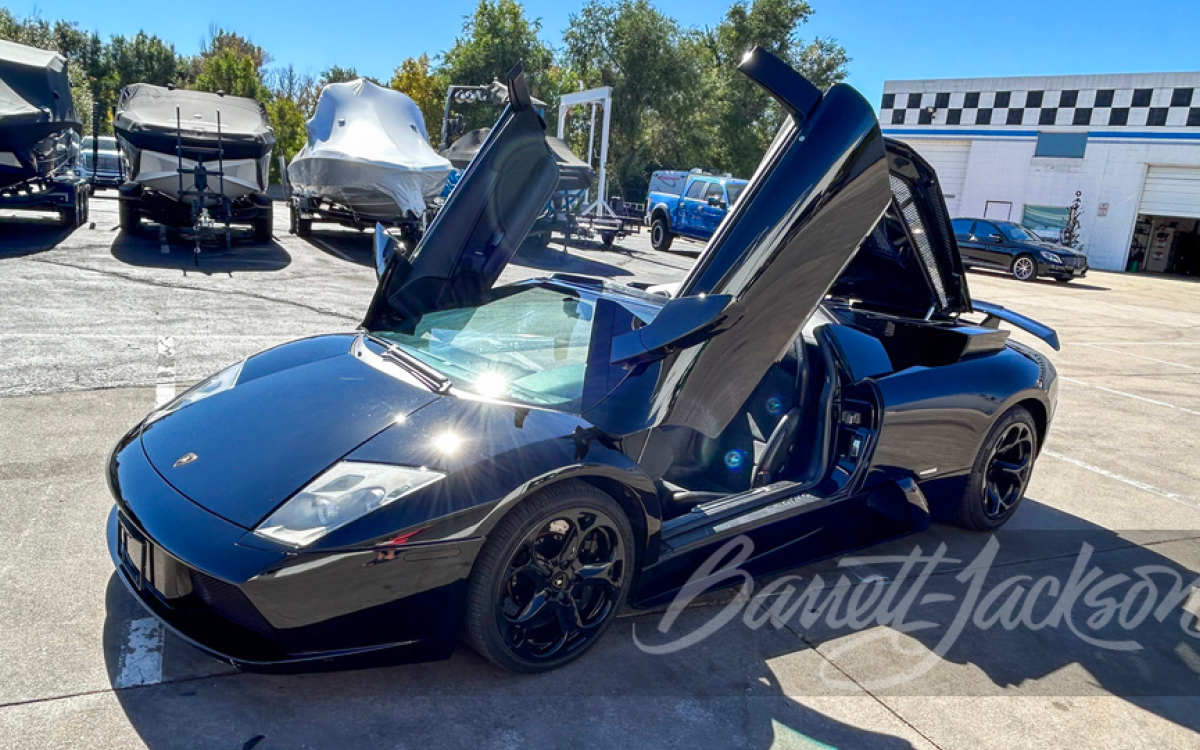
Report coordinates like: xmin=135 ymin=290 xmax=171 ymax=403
xmin=880 ymin=72 xmax=1200 ymax=273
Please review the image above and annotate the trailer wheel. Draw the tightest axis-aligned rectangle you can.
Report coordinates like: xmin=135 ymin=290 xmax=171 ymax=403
xmin=253 ymin=202 xmax=274 ymax=243
xmin=599 ymin=231 xmax=616 ymax=249
xmin=118 ymin=199 xmax=140 ymax=234
xmin=528 ymin=231 xmax=550 ymax=248
xmin=290 ymin=202 xmax=313 ymax=236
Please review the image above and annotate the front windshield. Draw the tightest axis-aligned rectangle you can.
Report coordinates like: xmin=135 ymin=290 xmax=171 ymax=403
xmin=371 ymin=286 xmax=595 ymax=411
xmin=1001 ymin=223 xmax=1042 ymax=242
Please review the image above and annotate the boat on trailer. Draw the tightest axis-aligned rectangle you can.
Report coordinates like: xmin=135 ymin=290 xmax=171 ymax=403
xmin=0 ymin=39 xmax=88 ymax=226
xmin=286 ymin=79 xmax=453 ymax=240
xmin=114 ymin=84 xmax=275 ymax=255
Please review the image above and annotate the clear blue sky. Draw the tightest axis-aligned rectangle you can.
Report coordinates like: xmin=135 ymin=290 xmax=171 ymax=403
xmin=10 ymin=0 xmax=1199 ymax=108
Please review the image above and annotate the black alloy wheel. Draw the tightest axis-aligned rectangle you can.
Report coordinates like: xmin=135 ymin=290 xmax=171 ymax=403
xmin=953 ymin=405 xmax=1038 ymax=530
xmin=981 ymin=421 xmax=1035 ymax=520
xmin=464 ymin=481 xmax=633 ymax=672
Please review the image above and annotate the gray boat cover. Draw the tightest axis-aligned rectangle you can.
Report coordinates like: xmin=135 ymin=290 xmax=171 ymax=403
xmin=443 ymin=127 xmax=594 ymax=192
xmin=114 ymin=84 xmax=274 ymax=158
xmin=288 ymin=79 xmax=452 ymax=217
xmin=0 ymin=39 xmax=80 ymax=185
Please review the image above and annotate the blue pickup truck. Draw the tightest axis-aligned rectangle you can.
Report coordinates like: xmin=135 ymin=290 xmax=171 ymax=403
xmin=645 ymin=170 xmax=748 ymax=250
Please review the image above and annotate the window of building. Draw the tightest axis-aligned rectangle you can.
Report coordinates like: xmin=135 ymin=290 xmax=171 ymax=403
xmin=1073 ymin=108 xmax=1092 ymax=126
xmin=1094 ymin=89 xmax=1115 ymax=107
xmin=935 ymin=92 xmax=950 ymax=109
xmin=1171 ymin=88 xmax=1194 ymax=107
xmin=907 ymin=92 xmax=922 ymax=109
xmin=1025 ymin=90 xmax=1044 ymax=108
xmin=891 ymin=109 xmax=906 ymax=124
xmin=976 ymin=108 xmax=992 ymax=125
xmin=1109 ymin=107 xmax=1129 ymax=125
xmin=1022 ymin=205 xmax=1071 ymax=233
xmin=1059 ymin=90 xmax=1079 ymax=107
xmin=918 ymin=108 xmax=933 ymax=124
xmin=964 ymin=92 xmax=980 ymax=108
xmin=1039 ymin=108 xmax=1057 ymax=125
xmin=1189 ymin=108 xmax=1200 ymax=127
xmin=1006 ymin=108 xmax=1024 ymax=125
xmin=994 ymin=91 xmax=1011 ymax=108
xmin=1147 ymin=107 xmax=1168 ymax=126
xmin=1132 ymin=88 xmax=1153 ymax=107
xmin=946 ymin=109 xmax=962 ymax=125
xmin=1035 ymin=132 xmax=1088 ymax=158
xmin=881 ymin=93 xmax=895 ymax=109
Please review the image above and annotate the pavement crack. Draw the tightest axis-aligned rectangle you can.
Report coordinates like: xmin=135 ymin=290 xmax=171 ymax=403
xmin=0 ymin=671 xmax=242 ymax=711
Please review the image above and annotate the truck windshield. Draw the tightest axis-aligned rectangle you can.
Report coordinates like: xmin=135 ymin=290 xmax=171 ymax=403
xmin=370 ymin=286 xmax=595 ymax=411
xmin=1001 ymin=223 xmax=1042 ymax=242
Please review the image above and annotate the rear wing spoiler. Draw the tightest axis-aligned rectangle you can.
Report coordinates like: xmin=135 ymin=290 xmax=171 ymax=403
xmin=972 ymin=300 xmax=1060 ymax=351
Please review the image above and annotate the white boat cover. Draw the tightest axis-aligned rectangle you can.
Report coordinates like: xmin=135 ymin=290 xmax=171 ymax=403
xmin=288 ymin=79 xmax=452 ymax=218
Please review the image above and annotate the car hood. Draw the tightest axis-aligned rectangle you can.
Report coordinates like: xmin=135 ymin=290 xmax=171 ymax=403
xmin=139 ymin=334 xmax=441 ymax=528
xmin=1028 ymin=240 xmax=1082 ymax=256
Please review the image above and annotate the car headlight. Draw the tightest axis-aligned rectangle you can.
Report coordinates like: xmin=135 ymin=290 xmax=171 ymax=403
xmin=147 ymin=360 xmax=244 ymax=423
xmin=254 ymin=462 xmax=445 ymax=548
xmin=1040 ymin=251 xmax=1063 ymax=264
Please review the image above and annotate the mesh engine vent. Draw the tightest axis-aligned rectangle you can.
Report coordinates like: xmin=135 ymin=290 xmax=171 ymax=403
xmin=889 ymin=174 xmax=948 ymax=309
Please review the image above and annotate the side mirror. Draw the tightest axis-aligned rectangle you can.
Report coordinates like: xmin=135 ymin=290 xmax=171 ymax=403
xmin=373 ymin=223 xmax=399 ymax=281
xmin=610 ymin=293 xmax=735 ymax=364
xmin=707 ymin=195 xmax=726 ymax=208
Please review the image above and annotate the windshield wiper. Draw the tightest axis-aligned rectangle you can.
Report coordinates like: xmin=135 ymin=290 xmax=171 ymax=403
xmin=364 ymin=335 xmax=452 ymax=394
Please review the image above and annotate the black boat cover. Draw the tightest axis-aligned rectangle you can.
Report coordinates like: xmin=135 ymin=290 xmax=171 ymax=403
xmin=0 ymin=39 xmax=81 ymax=186
xmin=114 ymin=84 xmax=275 ymax=160
xmin=442 ymin=127 xmax=593 ymax=192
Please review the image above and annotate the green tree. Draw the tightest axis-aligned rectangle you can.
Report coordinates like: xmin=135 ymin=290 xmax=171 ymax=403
xmin=698 ymin=0 xmax=848 ymax=176
xmin=266 ymin=96 xmax=306 ymax=183
xmin=389 ymin=54 xmax=447 ymax=140
xmin=318 ymin=65 xmax=377 ymax=88
xmin=563 ymin=0 xmax=703 ymax=196
xmin=194 ymin=47 xmax=269 ymax=99
xmin=441 ymin=0 xmax=557 ymax=132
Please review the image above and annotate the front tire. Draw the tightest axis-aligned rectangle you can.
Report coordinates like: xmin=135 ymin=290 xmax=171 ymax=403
xmin=1011 ymin=254 xmax=1037 ymax=282
xmin=650 ymin=215 xmax=673 ymax=251
xmin=464 ymin=480 xmax=634 ymax=673
xmin=953 ymin=406 xmax=1038 ymax=530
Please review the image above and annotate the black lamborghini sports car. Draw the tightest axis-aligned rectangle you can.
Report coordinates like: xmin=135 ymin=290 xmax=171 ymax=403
xmin=107 ymin=49 xmax=1060 ymax=673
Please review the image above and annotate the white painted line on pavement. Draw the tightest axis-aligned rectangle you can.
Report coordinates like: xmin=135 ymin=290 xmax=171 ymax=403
xmin=1081 ymin=343 xmax=1200 ymax=371
xmin=1060 ymin=376 xmax=1200 ymax=418
xmin=1074 ymin=341 xmax=1200 ymax=346
xmin=311 ymin=236 xmax=354 ymax=262
xmin=155 ymin=336 xmax=177 ymax=407
xmin=1043 ymin=450 xmax=1196 ymax=509
xmin=114 ymin=617 xmax=165 ymax=688
xmin=0 ymin=333 xmax=289 ymax=339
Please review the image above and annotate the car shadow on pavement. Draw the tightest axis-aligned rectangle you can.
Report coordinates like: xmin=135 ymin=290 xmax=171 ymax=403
xmin=0 ymin=218 xmax=73 ymax=258
xmin=101 ymin=498 xmax=1200 ymax=749
xmin=111 ymin=229 xmax=292 ymax=274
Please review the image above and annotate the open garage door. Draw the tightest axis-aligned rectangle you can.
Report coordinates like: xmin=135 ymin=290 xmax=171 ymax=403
xmin=901 ymin=140 xmax=970 ymax=215
xmin=1140 ymin=166 xmax=1200 ymax=219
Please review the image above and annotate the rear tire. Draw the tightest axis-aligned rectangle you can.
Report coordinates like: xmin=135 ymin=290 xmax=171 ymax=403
xmin=599 ymin=231 xmax=616 ymax=249
xmin=650 ymin=215 xmax=673 ymax=251
xmin=528 ymin=231 xmax=550 ymax=248
xmin=1011 ymin=254 xmax=1037 ymax=282
xmin=463 ymin=480 xmax=634 ymax=673
xmin=953 ymin=406 xmax=1038 ymax=531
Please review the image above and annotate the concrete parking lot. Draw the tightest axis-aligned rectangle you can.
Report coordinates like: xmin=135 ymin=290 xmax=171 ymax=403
xmin=1 ymin=193 xmax=1199 ymax=749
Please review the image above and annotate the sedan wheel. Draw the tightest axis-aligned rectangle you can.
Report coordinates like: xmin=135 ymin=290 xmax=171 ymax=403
xmin=952 ymin=406 xmax=1037 ymax=530
xmin=464 ymin=481 xmax=633 ymax=672
xmin=1011 ymin=255 xmax=1037 ymax=281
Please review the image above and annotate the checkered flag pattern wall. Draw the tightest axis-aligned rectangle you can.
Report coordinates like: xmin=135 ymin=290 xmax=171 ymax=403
xmin=881 ymin=87 xmax=1200 ymax=128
